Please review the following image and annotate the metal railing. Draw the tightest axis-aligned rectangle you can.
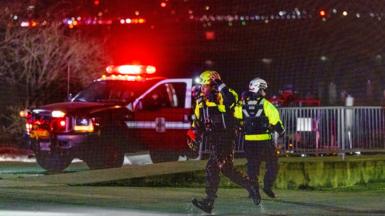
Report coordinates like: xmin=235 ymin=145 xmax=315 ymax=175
xmin=200 ymin=106 xmax=385 ymax=156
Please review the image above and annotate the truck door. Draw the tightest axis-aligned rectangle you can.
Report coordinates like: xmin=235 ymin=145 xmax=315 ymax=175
xmin=127 ymin=79 xmax=192 ymax=152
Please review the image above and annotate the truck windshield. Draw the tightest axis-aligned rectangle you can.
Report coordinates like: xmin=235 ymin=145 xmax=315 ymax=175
xmin=72 ymin=80 xmax=158 ymax=103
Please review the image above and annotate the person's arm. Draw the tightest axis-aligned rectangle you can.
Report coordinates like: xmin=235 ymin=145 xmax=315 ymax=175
xmin=191 ymin=99 xmax=204 ymax=134
xmin=264 ymin=100 xmax=285 ymax=136
xmin=233 ymin=101 xmax=244 ymax=136
xmin=214 ymin=79 xmax=237 ymax=108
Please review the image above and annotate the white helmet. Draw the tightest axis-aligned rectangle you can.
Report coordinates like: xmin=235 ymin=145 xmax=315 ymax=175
xmin=249 ymin=77 xmax=268 ymax=93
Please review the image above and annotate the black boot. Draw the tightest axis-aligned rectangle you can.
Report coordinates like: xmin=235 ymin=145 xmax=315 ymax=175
xmin=248 ymin=185 xmax=261 ymax=205
xmin=192 ymin=198 xmax=214 ymax=214
xmin=263 ymin=187 xmax=276 ymax=198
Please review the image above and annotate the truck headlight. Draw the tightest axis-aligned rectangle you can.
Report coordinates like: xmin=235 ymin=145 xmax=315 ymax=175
xmin=74 ymin=118 xmax=94 ymax=132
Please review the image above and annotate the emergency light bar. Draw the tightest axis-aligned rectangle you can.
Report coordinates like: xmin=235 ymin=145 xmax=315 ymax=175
xmin=106 ymin=64 xmax=156 ymax=75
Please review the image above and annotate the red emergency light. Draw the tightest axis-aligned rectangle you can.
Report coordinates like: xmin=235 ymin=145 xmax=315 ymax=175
xmin=106 ymin=64 xmax=156 ymax=75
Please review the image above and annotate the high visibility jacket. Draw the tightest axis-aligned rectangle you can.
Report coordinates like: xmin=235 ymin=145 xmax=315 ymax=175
xmin=192 ymin=87 xmax=238 ymax=133
xmin=234 ymin=95 xmax=284 ymax=141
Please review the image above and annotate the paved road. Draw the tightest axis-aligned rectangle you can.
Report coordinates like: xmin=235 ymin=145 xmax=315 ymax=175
xmin=0 ymin=186 xmax=384 ymax=216
xmin=0 ymin=155 xmax=384 ymax=215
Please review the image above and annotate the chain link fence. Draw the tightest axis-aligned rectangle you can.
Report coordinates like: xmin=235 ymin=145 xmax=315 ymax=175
xmin=200 ymin=106 xmax=385 ymax=156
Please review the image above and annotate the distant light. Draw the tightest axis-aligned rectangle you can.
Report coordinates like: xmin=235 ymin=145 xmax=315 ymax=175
xmin=125 ymin=18 xmax=132 ymax=23
xmin=188 ymin=10 xmax=193 ymax=14
xmin=356 ymin=13 xmax=361 ymax=18
xmin=320 ymin=56 xmax=328 ymax=61
xmin=67 ymin=20 xmax=72 ymax=25
xmin=59 ymin=120 xmax=66 ymax=127
xmin=194 ymin=77 xmax=201 ymax=84
xmin=342 ymin=11 xmax=348 ymax=16
xmin=205 ymin=31 xmax=215 ymax=40
xmin=52 ymin=110 xmax=66 ymax=118
xmin=279 ymin=11 xmax=286 ymax=16
xmin=301 ymin=154 xmax=306 ymax=157
xmin=295 ymin=8 xmax=301 ymax=16
xmin=120 ymin=19 xmax=125 ymax=24
xmin=77 ymin=16 xmax=82 ymax=21
xmin=145 ymin=66 xmax=156 ymax=74
xmin=261 ymin=58 xmax=273 ymax=64
xmin=355 ymin=151 xmax=361 ymax=155
xmin=20 ymin=21 xmax=29 ymax=27
xmin=160 ymin=2 xmax=167 ymax=7
xmin=135 ymin=11 xmax=140 ymax=16
xmin=332 ymin=8 xmax=337 ymax=14
xmin=93 ymin=0 xmax=100 ymax=6
xmin=13 ymin=15 xmax=18 ymax=20
xmin=98 ymin=12 xmax=103 ymax=17
xmin=138 ymin=18 xmax=145 ymax=24
xmin=30 ymin=21 xmax=37 ymax=27
xmin=319 ymin=10 xmax=326 ymax=17
xmin=370 ymin=13 xmax=375 ymax=17
xmin=205 ymin=6 xmax=210 ymax=11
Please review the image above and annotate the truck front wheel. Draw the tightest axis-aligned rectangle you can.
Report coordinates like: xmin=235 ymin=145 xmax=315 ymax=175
xmin=85 ymin=144 xmax=124 ymax=169
xmin=35 ymin=151 xmax=73 ymax=173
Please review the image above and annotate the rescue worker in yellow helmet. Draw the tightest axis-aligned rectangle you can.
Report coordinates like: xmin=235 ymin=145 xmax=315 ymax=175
xmin=235 ymin=77 xmax=285 ymax=199
xmin=191 ymin=70 xmax=260 ymax=214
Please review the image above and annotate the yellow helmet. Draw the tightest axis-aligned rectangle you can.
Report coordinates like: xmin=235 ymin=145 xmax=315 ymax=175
xmin=199 ymin=70 xmax=221 ymax=85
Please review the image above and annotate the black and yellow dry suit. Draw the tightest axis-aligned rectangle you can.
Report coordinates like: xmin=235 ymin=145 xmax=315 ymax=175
xmin=192 ymin=86 xmax=254 ymax=201
xmin=235 ymin=92 xmax=284 ymax=191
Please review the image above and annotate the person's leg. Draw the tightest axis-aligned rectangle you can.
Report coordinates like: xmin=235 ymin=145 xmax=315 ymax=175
xmin=244 ymin=141 xmax=261 ymax=186
xmin=205 ymin=156 xmax=220 ymax=200
xmin=192 ymin=152 xmax=219 ymax=214
xmin=219 ymin=148 xmax=261 ymax=205
xmin=263 ymin=141 xmax=278 ymax=198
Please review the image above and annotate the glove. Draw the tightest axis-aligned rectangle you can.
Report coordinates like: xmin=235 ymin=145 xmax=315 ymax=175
xmin=212 ymin=79 xmax=226 ymax=91
xmin=187 ymin=129 xmax=196 ymax=142
xmin=212 ymin=79 xmax=223 ymax=85
xmin=186 ymin=129 xmax=200 ymax=158
xmin=273 ymin=123 xmax=285 ymax=137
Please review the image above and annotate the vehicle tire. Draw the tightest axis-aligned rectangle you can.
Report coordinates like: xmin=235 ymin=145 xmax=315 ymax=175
xmin=149 ymin=150 xmax=179 ymax=163
xmin=86 ymin=144 xmax=124 ymax=169
xmin=35 ymin=151 xmax=73 ymax=173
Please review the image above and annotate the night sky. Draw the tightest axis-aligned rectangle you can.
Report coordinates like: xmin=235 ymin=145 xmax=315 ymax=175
xmin=11 ymin=0 xmax=385 ymax=105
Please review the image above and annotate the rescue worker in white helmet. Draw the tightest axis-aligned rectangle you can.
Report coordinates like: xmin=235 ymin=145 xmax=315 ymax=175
xmin=235 ymin=77 xmax=285 ymax=199
xmin=190 ymin=70 xmax=260 ymax=214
